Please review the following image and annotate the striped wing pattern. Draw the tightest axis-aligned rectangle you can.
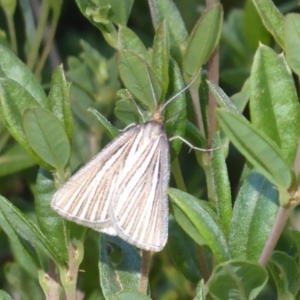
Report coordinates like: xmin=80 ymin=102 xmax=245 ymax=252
xmin=51 ymin=121 xmax=170 ymax=251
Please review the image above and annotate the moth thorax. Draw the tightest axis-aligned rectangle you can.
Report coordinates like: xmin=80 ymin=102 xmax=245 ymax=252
xmin=144 ymin=121 xmax=163 ymax=139
xmin=152 ymin=110 xmax=164 ymax=123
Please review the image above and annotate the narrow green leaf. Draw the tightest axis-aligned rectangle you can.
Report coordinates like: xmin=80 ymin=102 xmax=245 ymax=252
xmin=285 ymin=13 xmax=300 ymax=77
xmin=0 ymin=290 xmax=13 ymax=300
xmin=164 ymin=59 xmax=186 ymax=161
xmin=148 ymin=0 xmax=188 ymax=63
xmin=117 ymin=50 xmax=161 ymax=113
xmin=211 ymin=133 xmax=232 ymax=236
xmin=0 ymin=144 xmax=35 ymax=176
xmin=168 ymin=217 xmax=201 ymax=283
xmin=88 ymin=108 xmax=119 ymax=139
xmin=208 ymin=260 xmax=268 ymax=300
xmin=109 ymin=291 xmax=152 ymax=300
xmin=99 ymin=235 xmax=141 ymax=298
xmin=195 ymin=280 xmax=205 ymax=300
xmin=152 ymin=21 xmax=169 ymax=98
xmin=250 ymin=44 xmax=300 ymax=167
xmin=118 ymin=26 xmax=149 ymax=59
xmin=0 ymin=78 xmax=50 ymax=168
xmin=0 ymin=45 xmax=47 ymax=106
xmin=168 ymin=188 xmax=230 ymax=262
xmin=183 ymin=4 xmax=223 ymax=77
xmin=229 ymin=171 xmax=279 ymax=260
xmin=23 ymin=107 xmax=71 ymax=170
xmin=0 ymin=195 xmax=66 ymax=267
xmin=48 ymin=65 xmax=73 ymax=141
xmin=268 ymin=251 xmax=297 ymax=299
xmin=252 ymin=0 xmax=284 ymax=48
xmin=217 ymin=109 xmax=293 ymax=191
xmin=35 ymin=168 xmax=69 ymax=264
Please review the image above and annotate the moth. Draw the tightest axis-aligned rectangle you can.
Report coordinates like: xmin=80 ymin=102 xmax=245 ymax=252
xmin=51 ymin=71 xmax=207 ymax=252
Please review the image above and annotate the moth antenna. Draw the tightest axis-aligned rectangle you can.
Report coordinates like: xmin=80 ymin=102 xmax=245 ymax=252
xmin=161 ymin=69 xmax=202 ymax=112
xmin=126 ymin=90 xmax=146 ymax=123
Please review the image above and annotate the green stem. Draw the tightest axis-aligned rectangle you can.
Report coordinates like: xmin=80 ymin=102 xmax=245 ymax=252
xmin=6 ymin=13 xmax=18 ymax=54
xmin=139 ymin=250 xmax=152 ymax=294
xmin=34 ymin=4 xmax=62 ymax=77
xmin=27 ymin=0 xmax=50 ymax=70
xmin=171 ymin=158 xmax=187 ymax=192
xmin=38 ymin=270 xmax=62 ymax=300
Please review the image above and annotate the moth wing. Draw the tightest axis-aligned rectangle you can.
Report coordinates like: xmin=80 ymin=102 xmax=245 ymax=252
xmin=110 ymin=122 xmax=170 ymax=252
xmin=51 ymin=125 xmax=143 ymax=232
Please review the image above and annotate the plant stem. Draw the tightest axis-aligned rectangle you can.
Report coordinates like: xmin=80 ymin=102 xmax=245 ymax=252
xmin=6 ymin=14 xmax=18 ymax=54
xmin=139 ymin=250 xmax=152 ymax=294
xmin=171 ymin=158 xmax=187 ymax=192
xmin=27 ymin=0 xmax=50 ymax=70
xmin=258 ymin=205 xmax=293 ymax=266
xmin=38 ymin=270 xmax=61 ymax=300
xmin=34 ymin=4 xmax=62 ymax=77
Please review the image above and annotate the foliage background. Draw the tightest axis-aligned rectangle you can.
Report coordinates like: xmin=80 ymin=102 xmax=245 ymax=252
xmin=0 ymin=0 xmax=299 ymax=299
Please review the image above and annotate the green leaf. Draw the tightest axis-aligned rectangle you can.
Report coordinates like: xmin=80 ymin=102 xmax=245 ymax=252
xmin=164 ymin=59 xmax=186 ymax=161
xmin=99 ymin=235 xmax=141 ymax=298
xmin=195 ymin=280 xmax=205 ymax=300
xmin=250 ymin=44 xmax=300 ymax=167
xmin=284 ymin=13 xmax=300 ymax=78
xmin=0 ymin=45 xmax=47 ymax=106
xmin=35 ymin=168 xmax=69 ymax=264
xmin=211 ymin=133 xmax=232 ymax=236
xmin=268 ymin=251 xmax=297 ymax=299
xmin=152 ymin=21 xmax=169 ymax=99
xmin=183 ymin=4 xmax=223 ymax=77
xmin=0 ymin=195 xmax=66 ymax=267
xmin=118 ymin=26 xmax=149 ymax=59
xmin=208 ymin=260 xmax=268 ymax=300
xmin=168 ymin=188 xmax=230 ymax=262
xmin=229 ymin=171 xmax=279 ymax=260
xmin=117 ymin=50 xmax=161 ymax=113
xmin=148 ymin=0 xmax=188 ymax=63
xmin=0 ymin=143 xmax=35 ymax=176
xmin=0 ymin=290 xmax=13 ymax=300
xmin=252 ymin=0 xmax=284 ymax=49
xmin=109 ymin=291 xmax=152 ymax=300
xmin=88 ymin=107 xmax=119 ymax=139
xmin=217 ymin=109 xmax=293 ymax=193
xmin=168 ymin=217 xmax=201 ymax=283
xmin=48 ymin=65 xmax=73 ymax=141
xmin=0 ymin=78 xmax=49 ymax=168
xmin=23 ymin=106 xmax=71 ymax=170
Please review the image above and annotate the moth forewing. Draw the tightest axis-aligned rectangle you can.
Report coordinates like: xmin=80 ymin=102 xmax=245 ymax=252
xmin=51 ymin=121 xmax=170 ymax=252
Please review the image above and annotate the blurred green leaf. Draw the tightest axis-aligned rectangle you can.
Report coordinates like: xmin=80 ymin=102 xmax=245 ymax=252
xmin=168 ymin=188 xmax=230 ymax=262
xmin=229 ymin=171 xmax=279 ymax=260
xmin=195 ymin=280 xmax=205 ymax=300
xmin=250 ymin=44 xmax=300 ymax=167
xmin=0 ymin=195 xmax=66 ymax=267
xmin=217 ymin=109 xmax=293 ymax=195
xmin=23 ymin=106 xmax=71 ymax=170
xmin=0 ymin=290 xmax=13 ymax=300
xmin=48 ymin=65 xmax=73 ymax=141
xmin=168 ymin=217 xmax=201 ymax=283
xmin=183 ymin=4 xmax=223 ymax=77
xmin=252 ymin=0 xmax=284 ymax=49
xmin=109 ymin=291 xmax=152 ymax=300
xmin=284 ymin=13 xmax=300 ymax=78
xmin=208 ymin=260 xmax=268 ymax=300
xmin=0 ymin=143 xmax=35 ymax=176
xmin=99 ymin=235 xmax=141 ymax=298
